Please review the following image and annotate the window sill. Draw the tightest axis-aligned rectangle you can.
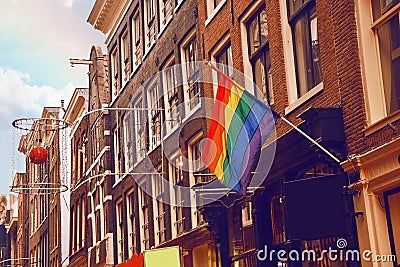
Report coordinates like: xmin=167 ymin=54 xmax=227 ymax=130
xmin=284 ymin=82 xmax=324 ymax=115
xmin=182 ymin=103 xmax=202 ymax=124
xmin=364 ymin=109 xmax=400 ymax=136
xmin=174 ymin=0 xmax=185 ymax=13
xmin=147 ymin=143 xmax=161 ymax=154
xmin=130 ymin=62 xmax=142 ymax=79
xmin=205 ymin=0 xmax=227 ymax=27
xmin=134 ymin=156 xmax=146 ymax=168
xmin=143 ymin=42 xmax=156 ymax=61
xmin=157 ymin=16 xmax=173 ymax=39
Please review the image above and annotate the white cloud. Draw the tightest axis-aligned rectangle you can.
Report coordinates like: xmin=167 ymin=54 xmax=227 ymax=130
xmin=0 ymin=67 xmax=75 ymax=130
xmin=63 ymin=0 xmax=74 ymax=8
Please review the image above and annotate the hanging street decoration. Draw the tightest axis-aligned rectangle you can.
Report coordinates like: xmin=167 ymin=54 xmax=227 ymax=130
xmin=29 ymin=146 xmax=48 ymax=164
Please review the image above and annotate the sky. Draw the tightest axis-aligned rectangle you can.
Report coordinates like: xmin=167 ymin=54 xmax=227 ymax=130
xmin=0 ymin=0 xmax=106 ymax=194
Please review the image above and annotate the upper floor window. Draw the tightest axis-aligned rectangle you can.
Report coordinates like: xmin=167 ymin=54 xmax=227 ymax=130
xmin=113 ymin=126 xmax=122 ymax=181
xmin=242 ymin=199 xmax=253 ymax=227
xmin=111 ymin=48 xmax=119 ymax=101
xmin=153 ymin=173 xmax=167 ymax=244
xmin=170 ymin=155 xmax=185 ymax=236
xmin=139 ymin=183 xmax=152 ymax=250
xmin=132 ymin=11 xmax=142 ymax=68
xmin=163 ymin=61 xmax=181 ymax=131
xmin=121 ymin=29 xmax=130 ymax=85
xmin=134 ymin=97 xmax=146 ymax=163
xmin=116 ymin=199 xmax=124 ymax=263
xmin=247 ymin=7 xmax=274 ymax=104
xmin=144 ymin=0 xmax=157 ymax=52
xmin=126 ymin=191 xmax=137 ymax=257
xmin=147 ymin=80 xmax=162 ymax=150
xmin=188 ymin=136 xmax=205 ymax=227
xmin=288 ymin=0 xmax=322 ymax=97
xmin=182 ymin=35 xmax=200 ymax=111
xmin=216 ymin=43 xmax=233 ymax=77
xmin=123 ymin=111 xmax=135 ymax=171
xmin=206 ymin=0 xmax=224 ymax=19
xmin=159 ymin=0 xmax=173 ymax=30
xmin=372 ymin=0 xmax=400 ymax=114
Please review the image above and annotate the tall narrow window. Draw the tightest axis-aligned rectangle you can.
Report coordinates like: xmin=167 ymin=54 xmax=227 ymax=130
xmin=127 ymin=191 xmax=137 ymax=257
xmin=216 ymin=44 xmax=233 ymax=77
xmin=188 ymin=137 xmax=205 ymax=226
xmin=287 ymin=0 xmax=322 ymax=97
xmin=134 ymin=97 xmax=146 ymax=163
xmin=123 ymin=111 xmax=134 ymax=171
xmin=121 ymin=29 xmax=130 ymax=85
xmin=113 ymin=127 xmax=121 ymax=181
xmin=153 ymin=174 xmax=167 ymax=244
xmin=132 ymin=11 xmax=142 ymax=68
xmin=372 ymin=0 xmax=400 ymax=114
xmin=81 ymin=196 xmax=85 ymax=248
xmin=147 ymin=81 xmax=162 ymax=150
xmin=159 ymin=0 xmax=173 ymax=29
xmin=116 ymin=200 xmax=124 ymax=263
xmin=182 ymin=36 xmax=200 ymax=111
xmin=111 ymin=49 xmax=119 ymax=101
xmin=247 ymin=7 xmax=274 ymax=104
xmin=163 ymin=62 xmax=181 ymax=130
xmin=170 ymin=155 xmax=185 ymax=235
xmin=139 ymin=185 xmax=151 ymax=250
xmin=144 ymin=0 xmax=157 ymax=52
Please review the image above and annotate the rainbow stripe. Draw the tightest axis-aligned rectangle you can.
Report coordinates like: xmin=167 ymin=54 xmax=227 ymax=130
xmin=202 ymin=73 xmax=276 ymax=193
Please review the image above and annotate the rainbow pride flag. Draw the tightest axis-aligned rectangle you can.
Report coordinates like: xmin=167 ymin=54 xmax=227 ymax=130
xmin=202 ymin=71 xmax=277 ymax=193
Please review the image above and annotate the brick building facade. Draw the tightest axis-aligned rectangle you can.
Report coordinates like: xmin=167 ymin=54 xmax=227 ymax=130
xmin=6 ymin=0 xmax=400 ymax=266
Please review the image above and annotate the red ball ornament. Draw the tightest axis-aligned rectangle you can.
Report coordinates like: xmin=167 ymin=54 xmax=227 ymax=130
xmin=29 ymin=146 xmax=48 ymax=164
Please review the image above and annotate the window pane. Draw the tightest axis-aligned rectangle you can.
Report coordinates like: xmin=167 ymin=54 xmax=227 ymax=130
xmin=252 ymin=52 xmax=273 ymax=104
xmin=248 ymin=14 xmax=260 ymax=55
xmin=310 ymin=13 xmax=322 ymax=86
xmin=216 ymin=45 xmax=233 ymax=76
xmin=377 ymin=14 xmax=400 ymax=114
xmin=388 ymin=191 xmax=400 ymax=264
xmin=293 ymin=5 xmax=322 ymax=97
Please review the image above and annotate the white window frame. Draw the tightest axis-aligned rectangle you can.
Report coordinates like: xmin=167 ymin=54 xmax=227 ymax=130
xmin=181 ymin=31 xmax=201 ymax=116
xmin=111 ymin=48 xmax=119 ymax=102
xmin=147 ymin=79 xmax=162 ymax=151
xmin=132 ymin=10 xmax=142 ymax=70
xmin=162 ymin=57 xmax=181 ymax=133
xmin=116 ymin=199 xmax=124 ymax=263
xmin=138 ymin=183 xmax=151 ymax=250
xmin=242 ymin=200 xmax=253 ymax=227
xmin=123 ymin=111 xmax=135 ymax=172
xmin=121 ymin=29 xmax=130 ymax=87
xmin=134 ymin=96 xmax=146 ymax=164
xmin=355 ymin=0 xmax=400 ymax=127
xmin=113 ymin=127 xmax=121 ymax=182
xmin=81 ymin=196 xmax=86 ymax=248
xmin=152 ymin=172 xmax=166 ymax=246
xmin=126 ymin=190 xmax=136 ymax=257
xmin=144 ymin=0 xmax=157 ymax=54
xmin=159 ymin=0 xmax=173 ymax=32
xmin=188 ymin=133 xmax=205 ymax=228
xmin=169 ymin=154 xmax=185 ymax=238
xmin=276 ymin=0 xmax=323 ymax=114
xmin=205 ymin=0 xmax=227 ymax=26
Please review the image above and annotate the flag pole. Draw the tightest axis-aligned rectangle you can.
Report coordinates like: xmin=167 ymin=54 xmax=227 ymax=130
xmin=279 ymin=115 xmax=341 ymax=164
xmin=204 ymin=60 xmax=342 ymax=164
